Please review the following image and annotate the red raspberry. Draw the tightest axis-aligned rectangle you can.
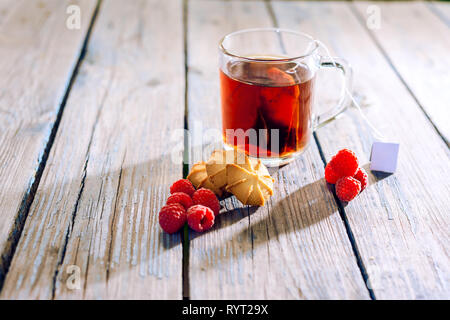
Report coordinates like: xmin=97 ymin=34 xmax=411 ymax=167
xmin=354 ymin=167 xmax=368 ymax=192
xmin=325 ymin=163 xmax=340 ymax=184
xmin=192 ymin=188 xmax=220 ymax=216
xmin=166 ymin=192 xmax=193 ymax=210
xmin=170 ymin=179 xmax=195 ymax=197
xmin=187 ymin=205 xmax=215 ymax=232
xmin=329 ymin=149 xmax=359 ymax=178
xmin=335 ymin=176 xmax=361 ymax=202
xmin=158 ymin=204 xmax=186 ymax=234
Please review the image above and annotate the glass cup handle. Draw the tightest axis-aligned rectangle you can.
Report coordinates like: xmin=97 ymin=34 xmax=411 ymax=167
xmin=314 ymin=56 xmax=353 ymax=130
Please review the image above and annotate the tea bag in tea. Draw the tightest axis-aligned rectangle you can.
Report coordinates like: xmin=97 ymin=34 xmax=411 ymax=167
xmin=259 ymin=65 xmax=300 ymax=129
xmin=259 ymin=64 xmax=315 ymax=154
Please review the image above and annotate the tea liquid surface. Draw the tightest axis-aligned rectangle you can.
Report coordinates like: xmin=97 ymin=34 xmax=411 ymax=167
xmin=220 ymin=59 xmax=315 ymax=158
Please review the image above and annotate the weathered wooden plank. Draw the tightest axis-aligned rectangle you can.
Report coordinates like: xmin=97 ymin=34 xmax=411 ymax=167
xmin=187 ymin=0 xmax=370 ymax=299
xmin=0 ymin=0 xmax=97 ymax=284
xmin=1 ymin=0 xmax=184 ymax=299
xmin=272 ymin=0 xmax=450 ymax=299
xmin=353 ymin=1 xmax=450 ymax=143
xmin=429 ymin=1 xmax=450 ymax=27
xmin=0 ymin=0 xmax=16 ymax=24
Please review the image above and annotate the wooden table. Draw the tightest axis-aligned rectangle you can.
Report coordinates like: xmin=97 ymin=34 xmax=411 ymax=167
xmin=0 ymin=0 xmax=448 ymax=300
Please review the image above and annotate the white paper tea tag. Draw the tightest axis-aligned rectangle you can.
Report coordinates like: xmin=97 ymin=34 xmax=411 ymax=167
xmin=370 ymin=142 xmax=400 ymax=173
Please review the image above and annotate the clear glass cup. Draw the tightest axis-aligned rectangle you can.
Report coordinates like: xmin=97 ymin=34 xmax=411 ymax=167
xmin=219 ymin=28 xmax=352 ymax=167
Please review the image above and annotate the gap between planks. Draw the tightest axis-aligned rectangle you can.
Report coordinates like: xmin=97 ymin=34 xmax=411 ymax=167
xmin=274 ymin=0 xmax=449 ymax=298
xmin=348 ymin=1 xmax=449 ymax=147
xmin=182 ymin=0 xmax=191 ymax=300
xmin=2 ymin=0 xmax=186 ymax=299
xmin=426 ymin=1 xmax=450 ymax=28
xmin=313 ymin=134 xmax=376 ymax=300
xmin=0 ymin=0 xmax=102 ymax=294
xmin=4 ymin=0 xmax=444 ymax=299
xmin=268 ymin=0 xmax=376 ymax=299
xmin=52 ymin=2 xmax=108 ymax=297
xmin=188 ymin=1 xmax=370 ymax=298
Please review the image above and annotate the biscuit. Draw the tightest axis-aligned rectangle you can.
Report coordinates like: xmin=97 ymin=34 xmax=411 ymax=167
xmin=225 ymin=159 xmax=274 ymax=206
xmin=205 ymin=149 xmax=251 ymax=191
xmin=187 ymin=162 xmax=223 ymax=197
xmin=189 ymin=150 xmax=274 ymax=206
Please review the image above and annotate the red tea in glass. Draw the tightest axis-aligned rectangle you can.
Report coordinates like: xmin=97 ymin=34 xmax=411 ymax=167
xmin=220 ymin=60 xmax=315 ymax=159
xmin=219 ymin=28 xmax=351 ymax=166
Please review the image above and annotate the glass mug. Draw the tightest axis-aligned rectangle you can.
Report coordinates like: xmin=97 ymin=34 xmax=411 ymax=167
xmin=219 ymin=28 xmax=352 ymax=166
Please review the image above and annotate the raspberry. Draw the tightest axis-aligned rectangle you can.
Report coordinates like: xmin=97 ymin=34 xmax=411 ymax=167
xmin=166 ymin=192 xmax=193 ymax=210
xmin=187 ymin=205 xmax=215 ymax=232
xmin=192 ymin=188 xmax=220 ymax=216
xmin=335 ymin=176 xmax=361 ymax=202
xmin=325 ymin=163 xmax=340 ymax=184
xmin=159 ymin=203 xmax=186 ymax=234
xmin=354 ymin=167 xmax=368 ymax=192
xmin=170 ymin=179 xmax=195 ymax=197
xmin=329 ymin=149 xmax=359 ymax=178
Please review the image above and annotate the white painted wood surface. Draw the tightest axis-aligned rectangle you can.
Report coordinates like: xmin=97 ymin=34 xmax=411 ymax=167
xmin=0 ymin=0 xmax=97 ymax=282
xmin=0 ymin=0 xmax=448 ymax=300
xmin=272 ymin=0 xmax=449 ymax=299
xmin=354 ymin=1 xmax=450 ymax=143
xmin=187 ymin=0 xmax=370 ymax=300
xmin=1 ymin=0 xmax=185 ymax=299
xmin=429 ymin=1 xmax=450 ymax=26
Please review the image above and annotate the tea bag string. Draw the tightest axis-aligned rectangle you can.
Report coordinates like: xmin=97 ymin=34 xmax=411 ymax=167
xmin=314 ymin=39 xmax=386 ymax=141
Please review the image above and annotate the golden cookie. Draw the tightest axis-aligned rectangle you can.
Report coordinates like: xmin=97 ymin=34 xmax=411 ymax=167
xmin=187 ymin=162 xmax=223 ymax=197
xmin=225 ymin=159 xmax=274 ymax=206
xmin=205 ymin=149 xmax=252 ymax=191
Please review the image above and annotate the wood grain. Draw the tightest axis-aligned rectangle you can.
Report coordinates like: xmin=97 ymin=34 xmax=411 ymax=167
xmin=0 ymin=0 xmax=16 ymax=24
xmin=1 ymin=0 xmax=447 ymax=300
xmin=1 ymin=0 xmax=184 ymax=299
xmin=0 ymin=0 xmax=97 ymax=284
xmin=187 ymin=0 xmax=370 ymax=299
xmin=429 ymin=1 xmax=450 ymax=27
xmin=353 ymin=1 xmax=450 ymax=144
xmin=272 ymin=0 xmax=450 ymax=299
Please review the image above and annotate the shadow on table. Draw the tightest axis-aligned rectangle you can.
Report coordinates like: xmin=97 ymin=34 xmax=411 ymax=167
xmin=186 ymin=161 xmax=307 ymax=242
xmin=363 ymin=162 xmax=393 ymax=181
xmin=189 ymin=174 xmax=339 ymax=269
xmin=3 ymin=149 xmax=390 ymax=298
xmin=191 ymin=162 xmax=393 ymax=270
